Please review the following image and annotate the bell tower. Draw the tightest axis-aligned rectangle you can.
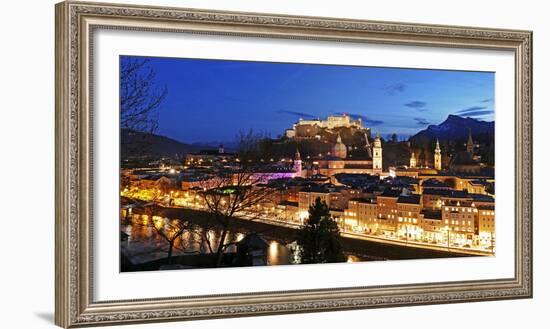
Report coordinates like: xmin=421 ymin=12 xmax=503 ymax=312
xmin=434 ymin=139 xmax=442 ymax=171
xmin=466 ymin=129 xmax=474 ymax=154
xmin=372 ymin=133 xmax=383 ymax=170
xmin=410 ymin=151 xmax=417 ymax=168
xmin=293 ymin=149 xmax=303 ymax=177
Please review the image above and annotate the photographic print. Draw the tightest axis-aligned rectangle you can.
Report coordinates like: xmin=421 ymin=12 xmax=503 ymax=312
xmin=119 ymin=56 xmax=496 ymax=272
xmin=55 ymin=4 xmax=532 ymax=326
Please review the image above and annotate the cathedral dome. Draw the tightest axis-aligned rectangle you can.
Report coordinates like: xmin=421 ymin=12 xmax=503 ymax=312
xmin=332 ymin=134 xmax=347 ymax=159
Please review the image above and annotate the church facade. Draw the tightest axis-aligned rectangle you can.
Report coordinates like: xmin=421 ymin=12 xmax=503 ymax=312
xmin=313 ymin=132 xmax=383 ymax=177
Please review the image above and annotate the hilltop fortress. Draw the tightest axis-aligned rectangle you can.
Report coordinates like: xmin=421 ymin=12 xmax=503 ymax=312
xmin=281 ymin=114 xmax=382 ymax=176
xmin=285 ymin=114 xmax=370 ymax=139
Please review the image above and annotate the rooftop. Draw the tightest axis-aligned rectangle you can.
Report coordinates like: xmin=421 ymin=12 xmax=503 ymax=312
xmin=469 ymin=194 xmax=495 ymax=203
xmin=450 ymin=151 xmax=479 ymax=166
xmin=422 ymin=189 xmax=469 ymax=198
xmin=421 ymin=209 xmax=443 ymax=220
xmin=378 ymin=189 xmax=402 ymax=198
xmin=397 ymin=194 xmax=421 ymax=205
xmin=443 ymin=200 xmax=476 ymax=208
xmin=300 ymin=186 xmax=330 ymax=194
xmin=349 ymin=197 xmax=377 ymax=204
xmin=343 ymin=163 xmax=373 ymax=169
xmin=421 ymin=178 xmax=451 ymax=188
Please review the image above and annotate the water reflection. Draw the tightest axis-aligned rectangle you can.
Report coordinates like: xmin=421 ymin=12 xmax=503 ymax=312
xmin=122 ymin=213 xmax=292 ymax=266
xmin=267 ymin=241 xmax=291 ymax=266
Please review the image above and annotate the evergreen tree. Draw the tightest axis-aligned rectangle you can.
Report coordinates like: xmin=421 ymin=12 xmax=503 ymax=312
xmin=296 ymin=198 xmax=346 ymax=264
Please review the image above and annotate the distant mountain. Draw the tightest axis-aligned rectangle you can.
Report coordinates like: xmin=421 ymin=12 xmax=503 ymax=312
xmin=408 ymin=115 xmax=495 ymax=167
xmin=121 ymin=129 xmax=204 ymax=159
xmin=409 ymin=115 xmax=494 ymax=146
xmin=190 ymin=140 xmax=239 ymax=151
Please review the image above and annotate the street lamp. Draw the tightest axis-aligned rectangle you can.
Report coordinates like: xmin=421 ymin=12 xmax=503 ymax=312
xmin=443 ymin=226 xmax=450 ymax=251
xmin=447 ymin=228 xmax=451 ymax=251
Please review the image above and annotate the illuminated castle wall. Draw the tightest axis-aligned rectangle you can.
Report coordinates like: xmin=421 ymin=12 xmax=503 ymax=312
xmin=285 ymin=114 xmax=366 ymax=138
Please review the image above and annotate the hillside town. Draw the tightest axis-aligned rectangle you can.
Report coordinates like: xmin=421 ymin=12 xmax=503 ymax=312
xmin=121 ymin=114 xmax=495 ymax=258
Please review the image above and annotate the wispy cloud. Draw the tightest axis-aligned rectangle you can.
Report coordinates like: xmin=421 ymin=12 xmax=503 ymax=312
xmin=335 ymin=112 xmax=384 ymax=126
xmin=277 ymin=109 xmax=317 ymax=119
xmin=404 ymin=100 xmax=427 ymax=111
xmin=413 ymin=117 xmax=431 ymax=126
xmin=457 ymin=110 xmax=494 ymax=117
xmin=383 ymin=83 xmax=407 ymax=96
xmin=455 ymin=106 xmax=494 ymax=118
xmin=456 ymin=106 xmax=487 ymax=114
xmin=480 ymin=98 xmax=493 ymax=103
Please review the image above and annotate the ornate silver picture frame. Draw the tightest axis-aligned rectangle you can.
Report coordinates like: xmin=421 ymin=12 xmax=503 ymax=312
xmin=55 ymin=1 xmax=532 ymax=327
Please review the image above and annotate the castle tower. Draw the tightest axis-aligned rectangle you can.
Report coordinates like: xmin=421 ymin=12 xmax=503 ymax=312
xmin=293 ymin=149 xmax=303 ymax=177
xmin=364 ymin=133 xmax=372 ymax=159
xmin=372 ymin=133 xmax=383 ymax=170
xmin=332 ymin=134 xmax=347 ymax=159
xmin=410 ymin=151 xmax=417 ymax=168
xmin=466 ymin=129 xmax=474 ymax=154
xmin=434 ymin=139 xmax=442 ymax=171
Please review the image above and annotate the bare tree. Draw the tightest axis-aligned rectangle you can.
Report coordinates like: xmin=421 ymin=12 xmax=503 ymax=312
xmin=198 ymin=131 xmax=274 ymax=266
xmin=149 ymin=217 xmax=193 ymax=265
xmin=120 ymin=57 xmax=167 ymax=133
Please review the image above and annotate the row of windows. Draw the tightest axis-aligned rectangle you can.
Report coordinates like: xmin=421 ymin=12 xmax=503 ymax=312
xmin=398 ymin=217 xmax=418 ymax=224
xmin=444 ymin=207 xmax=478 ymax=213
xmin=444 ymin=213 xmax=474 ymax=219
xmin=445 ymin=219 xmax=472 ymax=226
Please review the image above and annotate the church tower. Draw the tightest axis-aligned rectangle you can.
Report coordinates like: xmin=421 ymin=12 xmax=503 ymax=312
xmin=434 ymin=139 xmax=442 ymax=171
xmin=372 ymin=133 xmax=383 ymax=170
xmin=410 ymin=151 xmax=417 ymax=168
xmin=332 ymin=134 xmax=347 ymax=159
xmin=466 ymin=129 xmax=474 ymax=154
xmin=293 ymin=149 xmax=303 ymax=177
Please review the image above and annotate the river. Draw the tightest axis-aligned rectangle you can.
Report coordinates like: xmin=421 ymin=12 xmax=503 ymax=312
xmin=120 ymin=205 xmax=466 ymax=271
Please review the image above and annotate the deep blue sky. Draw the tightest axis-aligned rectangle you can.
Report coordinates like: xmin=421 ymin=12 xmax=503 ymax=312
xmin=121 ymin=56 xmax=494 ymax=144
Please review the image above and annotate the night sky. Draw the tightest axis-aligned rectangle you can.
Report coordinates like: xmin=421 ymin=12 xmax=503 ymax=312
xmin=121 ymin=56 xmax=494 ymax=144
